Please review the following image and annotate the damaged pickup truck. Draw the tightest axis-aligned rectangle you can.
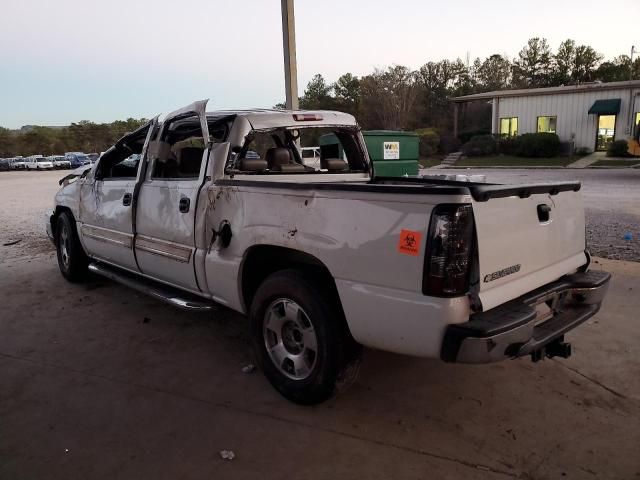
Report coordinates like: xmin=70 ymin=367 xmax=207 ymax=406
xmin=47 ymin=100 xmax=610 ymax=404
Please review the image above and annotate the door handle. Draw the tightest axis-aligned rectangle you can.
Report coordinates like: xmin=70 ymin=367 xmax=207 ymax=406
xmin=123 ymin=193 xmax=132 ymax=206
xmin=179 ymin=197 xmax=190 ymax=213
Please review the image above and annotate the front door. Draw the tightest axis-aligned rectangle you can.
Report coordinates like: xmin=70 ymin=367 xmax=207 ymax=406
xmin=134 ymin=100 xmax=211 ymax=293
xmin=596 ymin=114 xmax=616 ymax=151
xmin=79 ymin=119 xmax=158 ymax=272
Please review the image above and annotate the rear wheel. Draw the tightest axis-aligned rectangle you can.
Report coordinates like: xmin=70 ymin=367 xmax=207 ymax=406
xmin=56 ymin=212 xmax=88 ymax=282
xmin=250 ymin=269 xmax=356 ymax=404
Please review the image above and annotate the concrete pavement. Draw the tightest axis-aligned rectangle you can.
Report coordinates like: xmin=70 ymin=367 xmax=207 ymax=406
xmin=0 ymin=252 xmax=639 ymax=479
xmin=566 ymin=152 xmax=604 ymax=168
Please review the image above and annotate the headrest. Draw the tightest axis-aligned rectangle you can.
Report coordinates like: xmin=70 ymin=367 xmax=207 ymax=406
xmin=240 ymin=158 xmax=268 ymax=172
xmin=265 ymin=148 xmax=292 ymax=167
xmin=321 ymin=158 xmax=348 ymax=171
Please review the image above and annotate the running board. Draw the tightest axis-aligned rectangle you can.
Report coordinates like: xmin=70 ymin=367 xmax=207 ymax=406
xmin=88 ymin=263 xmax=216 ymax=312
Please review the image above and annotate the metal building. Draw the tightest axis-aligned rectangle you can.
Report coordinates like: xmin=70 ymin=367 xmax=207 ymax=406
xmin=452 ymin=80 xmax=640 ymax=153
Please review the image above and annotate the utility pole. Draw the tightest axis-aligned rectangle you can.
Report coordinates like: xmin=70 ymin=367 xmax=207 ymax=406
xmin=631 ymin=45 xmax=636 ymax=81
xmin=281 ymin=0 xmax=299 ymax=110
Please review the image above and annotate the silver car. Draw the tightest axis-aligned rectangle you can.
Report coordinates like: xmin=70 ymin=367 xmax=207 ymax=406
xmin=49 ymin=155 xmax=72 ymax=169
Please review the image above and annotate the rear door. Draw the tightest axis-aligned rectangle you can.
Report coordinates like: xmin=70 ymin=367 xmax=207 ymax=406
xmin=472 ymin=190 xmax=587 ymax=311
xmin=135 ymin=100 xmax=210 ymax=293
xmin=78 ymin=119 xmax=158 ymax=272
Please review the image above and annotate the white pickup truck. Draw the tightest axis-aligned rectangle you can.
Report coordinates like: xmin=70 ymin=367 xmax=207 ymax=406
xmin=47 ymin=100 xmax=610 ymax=404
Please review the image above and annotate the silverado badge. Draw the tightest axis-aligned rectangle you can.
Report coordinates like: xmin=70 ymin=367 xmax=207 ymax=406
xmin=484 ymin=264 xmax=521 ymax=283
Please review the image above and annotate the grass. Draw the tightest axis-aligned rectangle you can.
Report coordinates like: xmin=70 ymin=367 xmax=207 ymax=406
xmin=419 ymin=156 xmax=444 ymax=168
xmin=590 ymin=159 xmax=640 ymax=167
xmin=455 ymin=155 xmax=576 ymax=167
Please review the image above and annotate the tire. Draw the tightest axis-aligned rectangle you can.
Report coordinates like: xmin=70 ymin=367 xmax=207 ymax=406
xmin=250 ymin=269 xmax=356 ymax=405
xmin=55 ymin=212 xmax=89 ymax=282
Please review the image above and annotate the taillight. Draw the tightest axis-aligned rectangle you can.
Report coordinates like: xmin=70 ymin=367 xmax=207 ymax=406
xmin=423 ymin=204 xmax=475 ymax=296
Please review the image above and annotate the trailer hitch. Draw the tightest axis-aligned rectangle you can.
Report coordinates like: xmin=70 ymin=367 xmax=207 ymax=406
xmin=531 ymin=337 xmax=572 ymax=362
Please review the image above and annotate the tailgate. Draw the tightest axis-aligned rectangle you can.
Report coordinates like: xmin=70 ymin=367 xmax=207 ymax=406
xmin=472 ymin=189 xmax=587 ymax=311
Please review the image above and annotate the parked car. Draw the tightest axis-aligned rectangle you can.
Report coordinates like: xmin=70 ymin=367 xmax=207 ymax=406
xmin=65 ymin=152 xmax=91 ymax=168
xmin=46 ymin=100 xmax=610 ymax=404
xmin=9 ymin=157 xmax=26 ymax=170
xmin=0 ymin=158 xmax=9 ymax=171
xmin=49 ymin=155 xmax=71 ymax=169
xmin=26 ymin=155 xmax=54 ymax=170
xmin=87 ymin=153 xmax=100 ymax=163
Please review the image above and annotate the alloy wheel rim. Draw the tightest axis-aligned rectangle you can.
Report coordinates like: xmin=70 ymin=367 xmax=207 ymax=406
xmin=59 ymin=225 xmax=70 ymax=269
xmin=263 ymin=298 xmax=318 ymax=380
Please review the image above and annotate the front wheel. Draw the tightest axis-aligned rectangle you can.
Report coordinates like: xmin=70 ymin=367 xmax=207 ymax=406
xmin=56 ymin=212 xmax=88 ymax=282
xmin=250 ymin=269 xmax=356 ymax=405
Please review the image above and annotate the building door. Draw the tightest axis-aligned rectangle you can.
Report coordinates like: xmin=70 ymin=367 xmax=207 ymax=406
xmin=596 ymin=115 xmax=616 ymax=151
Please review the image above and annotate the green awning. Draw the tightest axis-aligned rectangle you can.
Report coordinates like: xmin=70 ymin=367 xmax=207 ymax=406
xmin=588 ymin=98 xmax=621 ymax=115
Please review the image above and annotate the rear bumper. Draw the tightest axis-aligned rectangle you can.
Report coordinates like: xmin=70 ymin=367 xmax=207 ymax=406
xmin=441 ymin=270 xmax=610 ymax=363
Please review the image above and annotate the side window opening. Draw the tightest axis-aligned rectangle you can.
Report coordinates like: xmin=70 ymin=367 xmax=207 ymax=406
xmin=96 ymin=124 xmax=150 ymax=180
xmin=150 ymin=117 xmax=229 ymax=180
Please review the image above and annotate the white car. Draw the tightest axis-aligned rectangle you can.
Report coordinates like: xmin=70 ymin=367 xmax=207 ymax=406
xmin=46 ymin=100 xmax=610 ymax=404
xmin=9 ymin=157 xmax=26 ymax=170
xmin=49 ymin=155 xmax=71 ymax=169
xmin=26 ymin=155 xmax=54 ymax=170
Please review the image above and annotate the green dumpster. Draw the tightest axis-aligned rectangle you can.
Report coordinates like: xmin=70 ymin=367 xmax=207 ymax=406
xmin=319 ymin=130 xmax=419 ymax=177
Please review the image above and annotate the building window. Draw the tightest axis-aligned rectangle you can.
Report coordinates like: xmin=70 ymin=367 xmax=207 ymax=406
xmin=537 ymin=116 xmax=557 ymax=134
xmin=500 ymin=117 xmax=518 ymax=136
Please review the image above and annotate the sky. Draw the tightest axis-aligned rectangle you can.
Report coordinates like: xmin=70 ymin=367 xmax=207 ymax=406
xmin=0 ymin=0 xmax=638 ymax=128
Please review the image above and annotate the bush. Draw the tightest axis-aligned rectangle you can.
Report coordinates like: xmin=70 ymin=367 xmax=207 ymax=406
xmin=607 ymin=140 xmax=629 ymax=157
xmin=461 ymin=134 xmax=497 ymax=156
xmin=439 ymin=134 xmax=462 ymax=154
xmin=575 ymin=147 xmax=591 ymax=156
xmin=458 ymin=128 xmax=491 ymax=145
xmin=496 ymin=135 xmax=519 ymax=155
xmin=514 ymin=133 xmax=560 ymax=157
xmin=414 ymin=128 xmax=440 ymax=157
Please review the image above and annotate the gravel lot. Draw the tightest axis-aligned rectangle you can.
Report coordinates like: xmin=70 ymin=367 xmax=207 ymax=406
xmin=1 ymin=169 xmax=639 ymax=479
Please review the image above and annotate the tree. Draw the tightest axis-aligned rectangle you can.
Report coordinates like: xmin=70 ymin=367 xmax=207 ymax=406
xmin=332 ymin=73 xmax=360 ymax=116
xmin=21 ymin=127 xmax=56 ymax=155
xmin=415 ymin=59 xmax=469 ymax=129
xmin=451 ymin=58 xmax=476 ymax=96
xmin=0 ymin=127 xmax=15 ymax=157
xmin=572 ymin=45 xmax=602 ymax=83
xmin=477 ymin=54 xmax=512 ymax=91
xmin=299 ymin=74 xmax=334 ymax=110
xmin=359 ymin=66 xmax=420 ymax=130
xmin=553 ymin=39 xmax=576 ymax=85
xmin=0 ymin=118 xmax=148 ymax=157
xmin=596 ymin=55 xmax=640 ymax=82
xmin=513 ymin=37 xmax=553 ymax=87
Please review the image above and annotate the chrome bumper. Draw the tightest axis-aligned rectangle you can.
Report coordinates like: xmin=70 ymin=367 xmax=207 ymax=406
xmin=441 ymin=270 xmax=611 ymax=363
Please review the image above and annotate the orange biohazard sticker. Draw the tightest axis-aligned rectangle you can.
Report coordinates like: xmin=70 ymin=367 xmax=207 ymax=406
xmin=397 ymin=229 xmax=422 ymax=256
